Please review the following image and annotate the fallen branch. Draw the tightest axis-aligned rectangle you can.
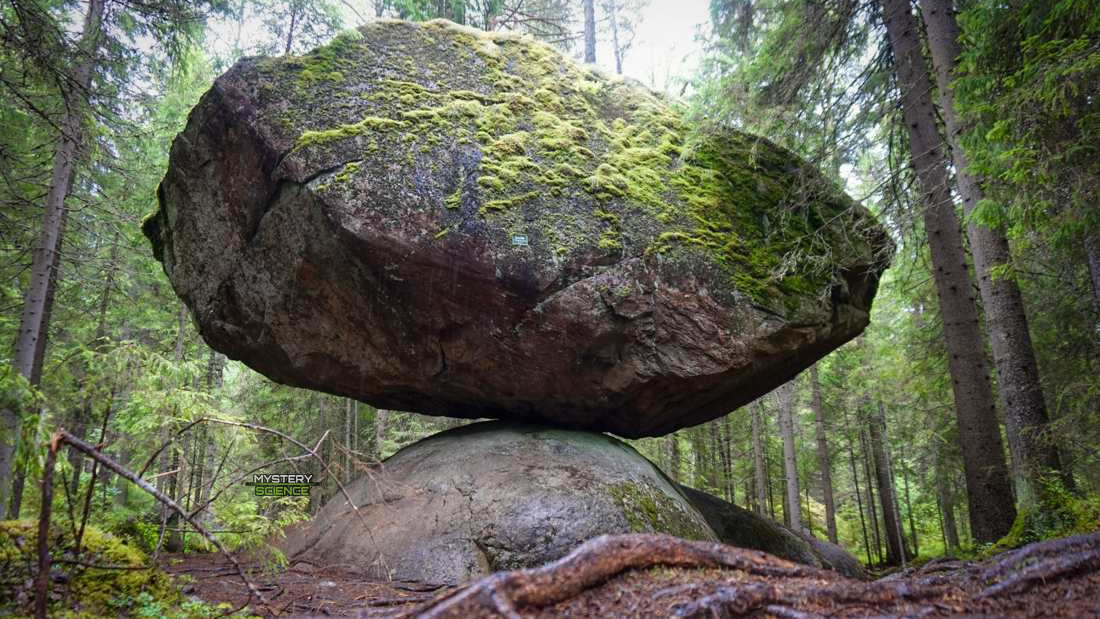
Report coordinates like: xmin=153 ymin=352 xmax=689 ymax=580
xmin=54 ymin=428 xmax=270 ymax=613
xmin=53 ymin=558 xmax=154 ymax=571
xmin=137 ymin=417 xmax=207 ymax=478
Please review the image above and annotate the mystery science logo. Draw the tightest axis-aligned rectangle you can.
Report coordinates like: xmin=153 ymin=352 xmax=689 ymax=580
xmin=245 ymin=474 xmax=321 ymax=497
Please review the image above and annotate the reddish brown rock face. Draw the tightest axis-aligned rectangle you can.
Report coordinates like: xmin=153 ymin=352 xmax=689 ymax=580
xmin=144 ymin=20 xmax=890 ymax=437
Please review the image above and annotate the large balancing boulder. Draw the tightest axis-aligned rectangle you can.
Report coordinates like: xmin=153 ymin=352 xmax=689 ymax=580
xmin=145 ymin=19 xmax=891 ymax=437
xmin=282 ymin=422 xmax=717 ymax=584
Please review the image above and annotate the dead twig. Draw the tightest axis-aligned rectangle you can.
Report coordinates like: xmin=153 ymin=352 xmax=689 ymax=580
xmin=186 ymin=433 xmax=325 ymax=521
xmin=55 ymin=428 xmax=270 ymax=614
xmin=203 ymin=418 xmax=388 ymax=576
xmin=53 ymin=558 xmax=154 ymax=571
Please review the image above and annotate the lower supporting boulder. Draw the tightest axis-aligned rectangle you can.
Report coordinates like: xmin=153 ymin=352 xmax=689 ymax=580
xmin=282 ymin=421 xmax=861 ymax=585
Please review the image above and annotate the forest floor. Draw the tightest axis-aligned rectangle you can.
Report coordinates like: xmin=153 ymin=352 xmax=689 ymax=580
xmin=160 ymin=532 xmax=1100 ymax=618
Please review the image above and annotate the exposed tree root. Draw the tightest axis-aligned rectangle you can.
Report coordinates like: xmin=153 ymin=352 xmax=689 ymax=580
xmin=667 ymin=578 xmax=960 ymax=618
xmin=406 ymin=534 xmax=841 ymax=618
xmin=978 ymin=530 xmax=1100 ymax=598
xmin=401 ymin=532 xmax=1100 ymax=618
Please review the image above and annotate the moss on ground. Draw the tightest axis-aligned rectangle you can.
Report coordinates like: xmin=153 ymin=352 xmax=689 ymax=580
xmin=992 ymin=480 xmax=1100 ymax=552
xmin=0 ymin=520 xmax=226 ymax=618
xmin=230 ymin=19 xmax=879 ymax=309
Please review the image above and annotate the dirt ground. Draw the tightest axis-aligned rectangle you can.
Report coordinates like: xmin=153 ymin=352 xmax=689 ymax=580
xmin=160 ymin=533 xmax=1100 ymax=618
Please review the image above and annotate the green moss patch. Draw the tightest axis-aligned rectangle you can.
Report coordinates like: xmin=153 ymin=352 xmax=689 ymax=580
xmin=245 ymin=19 xmax=881 ymax=309
xmin=0 ymin=520 xmax=221 ymax=618
xmin=608 ymin=482 xmax=711 ymax=541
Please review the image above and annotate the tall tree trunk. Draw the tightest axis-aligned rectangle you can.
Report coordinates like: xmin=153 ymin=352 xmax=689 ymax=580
xmin=848 ymin=424 xmax=872 ymax=564
xmin=939 ymin=476 xmax=961 ymax=551
xmin=69 ymin=231 xmax=120 ymax=494
xmin=936 ymin=443 xmax=961 ymax=551
xmin=776 ymin=382 xmax=801 ymax=531
xmin=879 ymin=0 xmax=1015 ymax=542
xmin=375 ymin=409 xmax=388 ymax=459
xmin=0 ymin=0 xmax=105 ymax=517
xmin=861 ymin=426 xmax=882 ymax=564
xmin=606 ymin=0 xmax=622 ymax=74
xmin=751 ymin=401 xmax=767 ymax=515
xmin=810 ymin=364 xmax=837 ymax=542
xmin=195 ymin=350 xmax=223 ymax=521
xmin=718 ymin=417 xmax=734 ymax=502
xmin=158 ymin=305 xmax=188 ymax=495
xmin=345 ymin=399 xmax=353 ymax=481
xmin=352 ymin=400 xmax=359 ymax=459
xmin=869 ymin=402 xmax=906 ymax=565
xmin=902 ymin=462 xmax=919 ymax=556
xmin=583 ymin=0 xmax=596 ymax=63
xmin=666 ymin=433 xmax=680 ymax=482
xmin=163 ymin=306 xmax=189 ymax=553
xmin=920 ymin=0 xmax=1071 ymax=503
xmin=735 ymin=0 xmax=754 ymax=53
xmin=284 ymin=3 xmax=299 ymax=55
xmin=6 ymin=210 xmax=65 ymax=518
xmin=1085 ymin=234 xmax=1100 ymax=320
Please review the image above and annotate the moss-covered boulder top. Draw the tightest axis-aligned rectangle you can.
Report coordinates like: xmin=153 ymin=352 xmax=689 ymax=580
xmin=145 ymin=19 xmax=890 ymax=437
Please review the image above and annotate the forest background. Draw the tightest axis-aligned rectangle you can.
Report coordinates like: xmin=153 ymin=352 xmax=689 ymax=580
xmin=0 ymin=0 xmax=1097 ymax=588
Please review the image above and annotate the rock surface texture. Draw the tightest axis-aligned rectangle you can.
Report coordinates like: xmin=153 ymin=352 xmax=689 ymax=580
xmin=282 ymin=422 xmax=717 ymax=584
xmin=282 ymin=422 xmax=861 ymax=584
xmin=145 ymin=19 xmax=891 ymax=437
xmin=678 ymin=484 xmax=866 ymax=580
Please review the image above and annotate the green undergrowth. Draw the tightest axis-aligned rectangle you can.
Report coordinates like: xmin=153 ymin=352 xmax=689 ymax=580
xmin=247 ymin=19 xmax=878 ymax=308
xmin=0 ymin=520 xmax=230 ymax=618
xmin=991 ymin=481 xmax=1100 ymax=554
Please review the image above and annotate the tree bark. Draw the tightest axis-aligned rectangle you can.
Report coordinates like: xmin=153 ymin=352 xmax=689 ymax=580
xmin=1085 ymin=234 xmax=1100 ymax=321
xmin=776 ymin=381 xmax=801 ymax=531
xmin=810 ymin=364 xmax=837 ymax=543
xmin=375 ymin=408 xmax=388 ymax=459
xmin=195 ymin=350 xmax=223 ymax=521
xmin=848 ymin=422 xmax=872 ymax=564
xmin=583 ymin=0 xmax=596 ymax=63
xmin=920 ymin=0 xmax=1071 ymax=505
xmin=8 ymin=209 xmax=68 ymax=517
xmin=936 ymin=448 xmax=961 ymax=551
xmin=861 ymin=426 xmax=882 ymax=564
xmin=751 ymin=401 xmax=767 ymax=515
xmin=0 ymin=0 xmax=105 ymax=518
xmin=284 ymin=2 xmax=299 ymax=55
xmin=666 ymin=433 xmax=680 ymax=482
xmin=902 ymin=462 xmax=919 ymax=556
xmin=345 ymin=399 xmax=352 ymax=481
xmin=68 ymin=231 xmax=120 ymax=494
xmin=870 ymin=402 xmax=906 ymax=565
xmin=718 ymin=417 xmax=734 ymax=503
xmin=163 ymin=305 xmax=188 ymax=552
xmin=879 ymin=0 xmax=1015 ymax=542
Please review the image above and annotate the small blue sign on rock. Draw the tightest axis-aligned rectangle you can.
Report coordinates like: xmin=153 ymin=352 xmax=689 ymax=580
xmin=512 ymin=234 xmax=529 ymax=247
